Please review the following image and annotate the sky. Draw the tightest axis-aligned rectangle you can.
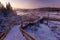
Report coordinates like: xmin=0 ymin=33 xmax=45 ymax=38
xmin=0 ymin=0 xmax=60 ymax=9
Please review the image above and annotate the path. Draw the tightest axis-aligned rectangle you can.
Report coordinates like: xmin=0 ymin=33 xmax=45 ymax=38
xmin=4 ymin=25 xmax=26 ymax=40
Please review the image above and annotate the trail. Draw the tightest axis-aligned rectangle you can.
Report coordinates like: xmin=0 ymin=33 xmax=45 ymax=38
xmin=4 ymin=25 xmax=26 ymax=40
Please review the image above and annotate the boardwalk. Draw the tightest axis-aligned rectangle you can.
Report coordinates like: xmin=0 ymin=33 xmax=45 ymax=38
xmin=4 ymin=25 xmax=26 ymax=40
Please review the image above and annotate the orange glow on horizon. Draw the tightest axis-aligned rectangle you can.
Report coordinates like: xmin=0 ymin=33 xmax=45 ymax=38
xmin=0 ymin=0 xmax=41 ymax=9
xmin=0 ymin=0 xmax=60 ymax=9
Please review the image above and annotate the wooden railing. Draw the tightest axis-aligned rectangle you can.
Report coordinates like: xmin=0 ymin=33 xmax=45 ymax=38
xmin=0 ymin=29 xmax=10 ymax=40
xmin=0 ymin=20 xmax=16 ymax=40
xmin=20 ymin=28 xmax=36 ymax=40
xmin=0 ymin=16 xmax=59 ymax=40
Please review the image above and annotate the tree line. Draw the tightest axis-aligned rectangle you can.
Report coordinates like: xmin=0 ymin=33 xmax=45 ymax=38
xmin=0 ymin=2 xmax=13 ymax=17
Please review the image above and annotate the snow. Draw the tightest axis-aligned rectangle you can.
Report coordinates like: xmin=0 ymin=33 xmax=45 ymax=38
xmin=23 ymin=19 xmax=60 ymax=40
xmin=24 ymin=23 xmax=58 ymax=40
xmin=47 ymin=21 xmax=60 ymax=40
xmin=16 ymin=11 xmax=60 ymax=40
xmin=16 ymin=11 xmax=27 ymax=15
xmin=3 ymin=11 xmax=60 ymax=40
xmin=4 ymin=25 xmax=26 ymax=40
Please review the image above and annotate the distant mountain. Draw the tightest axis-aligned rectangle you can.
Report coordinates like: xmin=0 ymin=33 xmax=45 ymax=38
xmin=32 ymin=7 xmax=60 ymax=12
xmin=15 ymin=7 xmax=60 ymax=12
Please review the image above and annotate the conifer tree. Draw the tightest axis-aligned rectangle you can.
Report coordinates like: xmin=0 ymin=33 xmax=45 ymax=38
xmin=6 ymin=2 xmax=12 ymax=11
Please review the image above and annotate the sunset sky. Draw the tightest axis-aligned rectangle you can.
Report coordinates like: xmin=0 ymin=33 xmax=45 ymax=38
xmin=0 ymin=0 xmax=60 ymax=9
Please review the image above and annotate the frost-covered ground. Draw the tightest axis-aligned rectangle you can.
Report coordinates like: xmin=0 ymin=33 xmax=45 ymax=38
xmin=4 ymin=20 xmax=60 ymax=40
xmin=15 ymin=11 xmax=60 ymax=40
xmin=23 ymin=20 xmax=60 ymax=40
xmin=4 ymin=25 xmax=26 ymax=40
xmin=48 ymin=21 xmax=60 ymax=40
xmin=16 ymin=11 xmax=60 ymax=22
xmin=0 ymin=16 xmax=17 ymax=33
xmin=2 ymin=11 xmax=60 ymax=40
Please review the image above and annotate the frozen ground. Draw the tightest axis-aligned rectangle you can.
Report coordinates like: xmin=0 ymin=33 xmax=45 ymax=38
xmin=3 ymin=21 xmax=60 ymax=40
xmin=4 ymin=25 xmax=26 ymax=40
xmin=2 ymin=11 xmax=60 ymax=40
xmin=24 ymin=20 xmax=60 ymax=40
xmin=48 ymin=21 xmax=60 ymax=40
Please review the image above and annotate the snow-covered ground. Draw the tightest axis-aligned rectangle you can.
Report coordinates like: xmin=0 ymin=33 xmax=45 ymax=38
xmin=1 ymin=11 xmax=60 ymax=40
xmin=48 ymin=21 xmax=60 ymax=40
xmin=16 ymin=11 xmax=60 ymax=22
xmin=3 ymin=20 xmax=60 ymax=40
xmin=4 ymin=25 xmax=26 ymax=40
xmin=23 ymin=20 xmax=60 ymax=40
xmin=15 ymin=11 xmax=60 ymax=40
